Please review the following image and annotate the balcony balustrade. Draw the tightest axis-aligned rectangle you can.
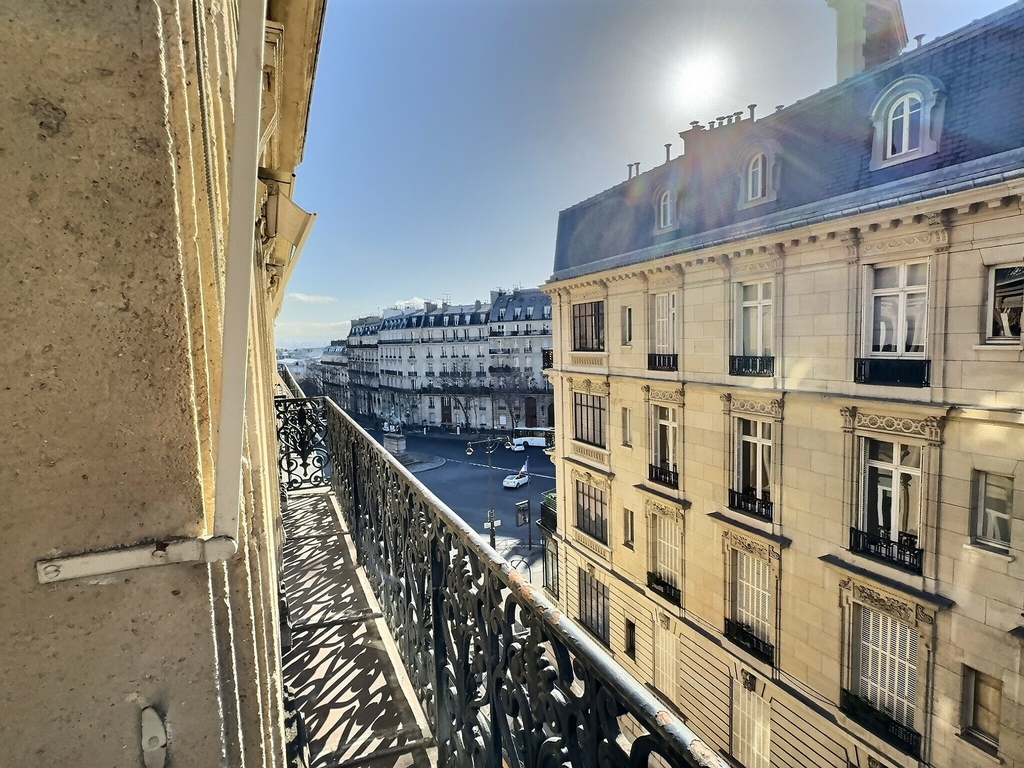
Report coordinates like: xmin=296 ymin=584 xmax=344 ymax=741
xmin=729 ymin=355 xmax=775 ymax=377
xmin=854 ymin=357 xmax=930 ymax=388
xmin=490 ymin=329 xmax=505 ymax=337
xmin=541 ymin=349 xmax=553 ymax=369
xmin=539 ymin=489 xmax=557 ymax=532
xmin=724 ymin=619 xmax=774 ymax=666
xmin=646 ymin=571 xmax=681 ymax=606
xmin=648 ymin=463 xmax=679 ymax=489
xmin=728 ymin=489 xmax=773 ymax=522
xmin=840 ymin=689 xmax=921 ymax=758
xmin=273 ymin=391 xmax=717 ymax=768
xmin=849 ymin=528 xmax=923 ymax=573
xmin=647 ymin=353 xmax=678 ymax=372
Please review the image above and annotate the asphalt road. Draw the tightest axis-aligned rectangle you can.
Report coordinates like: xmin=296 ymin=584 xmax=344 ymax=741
xmin=362 ymin=428 xmax=555 ymax=582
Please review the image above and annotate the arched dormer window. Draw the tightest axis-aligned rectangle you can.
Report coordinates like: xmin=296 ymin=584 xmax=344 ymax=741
xmin=736 ymin=140 xmax=780 ymax=210
xmin=652 ymin=186 xmax=678 ymax=233
xmin=869 ymin=75 xmax=945 ymax=170
xmin=659 ymin=190 xmax=673 ymax=229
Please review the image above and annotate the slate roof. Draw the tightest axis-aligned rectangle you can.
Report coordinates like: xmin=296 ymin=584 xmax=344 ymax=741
xmin=488 ymin=288 xmax=551 ymax=323
xmin=552 ymin=1 xmax=1024 ymax=281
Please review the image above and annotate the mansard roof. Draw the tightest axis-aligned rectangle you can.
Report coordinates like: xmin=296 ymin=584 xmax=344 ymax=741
xmin=488 ymin=288 xmax=551 ymax=322
xmin=552 ymin=1 xmax=1024 ymax=281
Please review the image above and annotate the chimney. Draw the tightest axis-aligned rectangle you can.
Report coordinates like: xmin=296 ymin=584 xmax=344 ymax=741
xmin=474 ymin=299 xmax=481 ymax=311
xmin=827 ymin=0 xmax=907 ymax=82
xmin=664 ymin=144 xmax=672 ymax=163
xmin=424 ymin=301 xmax=437 ymax=313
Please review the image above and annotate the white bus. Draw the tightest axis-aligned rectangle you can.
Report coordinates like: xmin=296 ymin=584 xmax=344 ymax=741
xmin=509 ymin=427 xmax=554 ymax=451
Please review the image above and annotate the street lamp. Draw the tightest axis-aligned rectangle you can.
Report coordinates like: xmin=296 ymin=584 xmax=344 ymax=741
xmin=466 ymin=435 xmax=512 ymax=549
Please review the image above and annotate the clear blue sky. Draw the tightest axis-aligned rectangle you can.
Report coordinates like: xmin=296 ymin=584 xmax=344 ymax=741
xmin=275 ymin=0 xmax=1013 ymax=346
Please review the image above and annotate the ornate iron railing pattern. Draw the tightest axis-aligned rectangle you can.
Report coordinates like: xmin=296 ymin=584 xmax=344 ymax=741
xmin=275 ymin=397 xmax=330 ymax=491
xmin=647 ymin=571 xmax=682 ymax=607
xmin=318 ymin=398 xmax=721 ymax=768
xmin=647 ymin=353 xmax=679 ymax=372
xmin=728 ymin=489 xmax=774 ymax=522
xmin=648 ymin=463 xmax=679 ymax=489
xmin=853 ymin=357 xmax=930 ymax=388
xmin=724 ymin=619 xmax=774 ymax=666
xmin=729 ymin=355 xmax=775 ymax=377
xmin=849 ymin=528 xmax=923 ymax=574
xmin=840 ymin=689 xmax=921 ymax=758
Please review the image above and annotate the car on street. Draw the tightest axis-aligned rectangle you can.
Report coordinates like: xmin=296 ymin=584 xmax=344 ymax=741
xmin=502 ymin=473 xmax=530 ymax=489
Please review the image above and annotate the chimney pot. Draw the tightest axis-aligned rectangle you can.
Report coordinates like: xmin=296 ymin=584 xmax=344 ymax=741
xmin=689 ymin=120 xmax=701 ymax=128
xmin=775 ymin=104 xmax=784 ymax=112
xmin=914 ymin=33 xmax=925 ymax=48
xmin=664 ymin=143 xmax=672 ymax=163
xmin=748 ymin=104 xmax=757 ymax=120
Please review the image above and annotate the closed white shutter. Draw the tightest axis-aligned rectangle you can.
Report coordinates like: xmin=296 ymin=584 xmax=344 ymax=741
xmin=735 ymin=552 xmax=770 ymax=641
xmin=655 ymin=622 xmax=676 ymax=701
xmin=734 ymin=682 xmax=770 ymax=768
xmin=858 ymin=607 xmax=917 ymax=728
xmin=652 ymin=514 xmax=680 ymax=588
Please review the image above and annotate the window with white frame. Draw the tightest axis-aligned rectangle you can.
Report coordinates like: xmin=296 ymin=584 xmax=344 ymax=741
xmin=623 ymin=507 xmax=635 ymax=548
xmin=575 ymin=480 xmax=608 ymax=543
xmin=649 ymin=508 xmax=680 ymax=595
xmin=986 ymin=264 xmax=1023 ymax=343
xmin=854 ymin=605 xmax=917 ymax=731
xmin=571 ymin=301 xmax=605 ymax=351
xmin=733 ymin=550 xmax=771 ymax=645
xmin=867 ymin=261 xmax=928 ymax=357
xmin=621 ymin=407 xmax=632 ymax=446
xmin=578 ymin=568 xmax=609 ymax=645
xmin=736 ymin=418 xmax=772 ymax=503
xmin=657 ymin=190 xmax=674 ymax=230
xmin=543 ymin=537 xmax=559 ymax=599
xmin=651 ymin=405 xmax=677 ymax=473
xmin=747 ymin=154 xmax=766 ymax=201
xmin=736 ymin=140 xmax=780 ymax=209
xmin=737 ymin=281 xmax=773 ymax=357
xmin=887 ymin=93 xmax=922 ymax=158
xmin=861 ymin=438 xmax=922 ymax=542
xmin=650 ymin=293 xmax=676 ymax=356
xmin=654 ymin=619 xmax=676 ymax=701
xmin=573 ymin=392 xmax=606 ymax=448
xmin=973 ymin=472 xmax=1013 ymax=551
xmin=733 ymin=678 xmax=770 ymax=768
xmin=962 ymin=666 xmax=1001 ymax=753
xmin=868 ymin=75 xmax=945 ymax=170
xmin=621 ymin=305 xmax=633 ymax=346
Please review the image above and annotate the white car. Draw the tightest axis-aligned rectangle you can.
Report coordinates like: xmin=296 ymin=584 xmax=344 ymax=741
xmin=502 ymin=473 xmax=530 ymax=489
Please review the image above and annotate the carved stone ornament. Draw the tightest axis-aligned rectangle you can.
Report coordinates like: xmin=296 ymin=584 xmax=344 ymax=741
xmin=840 ymin=406 xmax=857 ymax=433
xmin=568 ymin=377 xmax=610 ymax=396
xmin=571 ymin=467 xmax=611 ymax=493
xmin=724 ymin=530 xmax=772 ymax=562
xmin=741 ymin=670 xmax=757 ymax=692
xmin=645 ymin=385 xmax=684 ymax=404
xmin=839 ymin=576 xmax=936 ymax=627
xmin=645 ymin=496 xmax=684 ymax=523
xmin=861 ymin=232 xmax=944 ymax=255
xmin=659 ymin=613 xmax=671 ymax=630
xmin=728 ymin=396 xmax=783 ymax=420
xmin=853 ymin=410 xmax=944 ymax=444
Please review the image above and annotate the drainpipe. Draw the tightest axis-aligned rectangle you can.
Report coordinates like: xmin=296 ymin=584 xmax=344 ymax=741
xmin=35 ymin=0 xmax=266 ymax=582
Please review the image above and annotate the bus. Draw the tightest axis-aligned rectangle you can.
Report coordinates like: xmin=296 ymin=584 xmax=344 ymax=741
xmin=509 ymin=426 xmax=554 ymax=451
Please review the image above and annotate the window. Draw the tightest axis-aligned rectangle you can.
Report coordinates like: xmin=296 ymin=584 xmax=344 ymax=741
xmin=624 ymin=619 xmax=636 ymax=659
xmin=868 ymin=262 xmax=928 ymax=357
xmin=543 ymin=537 xmax=559 ymax=599
xmin=657 ymin=189 xmax=674 ymax=229
xmin=623 ymin=507 xmax=634 ymax=548
xmin=986 ymin=264 xmax=1023 ymax=342
xmin=731 ymin=418 xmax=772 ymax=520
xmin=576 ymin=480 xmax=607 ymax=543
xmin=578 ymin=568 xmax=609 ymax=645
xmin=854 ymin=606 xmax=917 ymax=733
xmin=648 ymin=510 xmax=680 ymax=605
xmin=573 ymin=392 xmax=606 ymax=448
xmin=543 ymin=305 xmax=551 ymax=319
xmin=739 ymin=281 xmax=772 ymax=357
xmin=654 ymin=620 xmax=676 ymax=700
xmin=747 ymin=154 xmax=766 ymax=201
xmin=649 ymin=293 xmax=676 ymax=359
xmin=861 ymin=437 xmax=921 ymax=543
xmin=733 ymin=678 xmax=770 ymax=768
xmin=649 ymin=405 xmax=678 ymax=488
xmin=973 ymin=472 xmax=1013 ymax=551
xmin=571 ymin=301 xmax=605 ymax=352
xmin=621 ymin=306 xmax=633 ymax=346
xmin=868 ymin=75 xmax=945 ymax=170
xmin=621 ymin=407 xmax=632 ymax=446
xmin=734 ymin=551 xmax=770 ymax=648
xmin=962 ymin=667 xmax=1001 ymax=753
xmin=428 ymin=397 xmax=435 ymax=408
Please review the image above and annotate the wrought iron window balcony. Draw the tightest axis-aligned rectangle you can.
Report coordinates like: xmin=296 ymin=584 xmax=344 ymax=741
xmin=724 ymin=619 xmax=774 ymax=666
xmin=840 ymin=689 xmax=921 ymax=758
xmin=541 ymin=349 xmax=554 ymax=369
xmin=728 ymin=489 xmax=773 ymax=522
xmin=646 ymin=571 xmax=681 ymax=606
xmin=729 ymin=355 xmax=775 ymax=377
xmin=489 ymin=330 xmax=505 ymax=337
xmin=648 ymin=463 xmax=679 ymax=489
xmin=539 ymin=491 xmax=557 ymax=532
xmin=854 ymin=357 xmax=930 ymax=388
xmin=647 ymin=353 xmax=678 ymax=371
xmin=849 ymin=528 xmax=923 ymax=574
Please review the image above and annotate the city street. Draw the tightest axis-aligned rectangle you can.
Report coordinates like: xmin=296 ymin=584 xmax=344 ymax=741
xmin=362 ymin=426 xmax=555 ymax=584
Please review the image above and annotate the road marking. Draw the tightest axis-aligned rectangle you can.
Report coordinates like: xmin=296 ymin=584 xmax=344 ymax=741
xmin=445 ymin=457 xmax=555 ymax=480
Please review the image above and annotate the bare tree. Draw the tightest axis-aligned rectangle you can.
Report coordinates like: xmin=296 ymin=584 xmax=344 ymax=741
xmin=435 ymin=359 xmax=483 ymax=427
xmin=303 ymin=361 xmax=327 ymax=398
xmin=490 ymin=366 xmax=532 ymax=431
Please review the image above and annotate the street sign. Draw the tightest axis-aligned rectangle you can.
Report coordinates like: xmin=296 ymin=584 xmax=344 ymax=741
xmin=484 ymin=519 xmax=501 ymax=528
xmin=515 ymin=500 xmax=530 ymax=527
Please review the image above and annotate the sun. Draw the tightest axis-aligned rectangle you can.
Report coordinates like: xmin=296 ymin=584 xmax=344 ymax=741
xmin=668 ymin=50 xmax=728 ymax=117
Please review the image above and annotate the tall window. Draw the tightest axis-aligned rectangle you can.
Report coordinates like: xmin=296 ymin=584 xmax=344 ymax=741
xmin=543 ymin=537 xmax=559 ymax=598
xmin=747 ymin=154 xmax=766 ymax=201
xmin=654 ymin=620 xmax=676 ymax=700
xmin=736 ymin=418 xmax=772 ymax=502
xmin=575 ymin=481 xmax=607 ymax=543
xmin=963 ymin=667 xmax=1001 ymax=753
xmin=571 ymin=301 xmax=605 ymax=351
xmin=973 ymin=472 xmax=1013 ymax=551
xmin=578 ymin=568 xmax=609 ymax=645
xmin=869 ymin=262 xmax=928 ymax=357
xmin=734 ymin=551 xmax=770 ymax=645
xmin=651 ymin=406 xmax=677 ymax=472
xmin=621 ymin=407 xmax=632 ymax=446
xmin=986 ymin=264 xmax=1023 ymax=342
xmin=738 ymin=281 xmax=773 ymax=357
xmin=887 ymin=93 xmax=922 ymax=158
xmin=621 ymin=306 xmax=633 ymax=346
xmin=862 ymin=438 xmax=921 ymax=542
xmin=573 ymin=393 xmax=606 ymax=447
xmin=650 ymin=293 xmax=676 ymax=355
xmin=855 ymin=606 xmax=917 ymax=731
xmin=624 ymin=619 xmax=636 ymax=659
xmin=658 ymin=190 xmax=673 ymax=229
xmin=649 ymin=510 xmax=680 ymax=598
xmin=623 ymin=507 xmax=635 ymax=548
xmin=733 ymin=680 xmax=770 ymax=768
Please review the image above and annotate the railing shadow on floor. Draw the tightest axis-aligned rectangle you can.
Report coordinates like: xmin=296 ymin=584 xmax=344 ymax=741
xmin=276 ymin=390 xmax=725 ymax=768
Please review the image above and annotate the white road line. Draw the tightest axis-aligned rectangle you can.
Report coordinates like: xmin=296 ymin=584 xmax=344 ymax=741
xmin=445 ymin=457 xmax=555 ymax=480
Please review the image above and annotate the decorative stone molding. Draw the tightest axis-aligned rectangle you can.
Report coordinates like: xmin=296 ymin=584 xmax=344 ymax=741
xmin=847 ymin=409 xmax=945 ymax=444
xmin=571 ymin=466 xmax=611 ymax=493
xmin=861 ymin=229 xmax=947 ymax=256
xmin=839 ymin=228 xmax=862 ymax=266
xmin=722 ymin=529 xmax=778 ymax=562
xmin=721 ymin=393 xmax=783 ymax=420
xmin=643 ymin=384 xmax=684 ymax=405
xmin=566 ymin=377 xmax=610 ymax=396
xmin=573 ymin=529 xmax=611 ymax=560
xmin=840 ymin=406 xmax=857 ymax=433
xmin=570 ymin=442 xmax=611 ymax=465
xmin=838 ymin=576 xmax=938 ymax=630
xmin=644 ymin=496 xmax=684 ymax=523
xmin=658 ymin=613 xmax=671 ymax=630
xmin=741 ymin=670 xmax=757 ymax=692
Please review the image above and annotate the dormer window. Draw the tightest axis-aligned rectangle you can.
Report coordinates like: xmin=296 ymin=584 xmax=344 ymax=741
xmin=736 ymin=141 xmax=779 ymax=210
xmin=869 ymin=75 xmax=945 ymax=170
xmin=658 ymin=190 xmax=673 ymax=228
xmin=652 ymin=187 xmax=677 ymax=232
xmin=747 ymin=154 xmax=766 ymax=201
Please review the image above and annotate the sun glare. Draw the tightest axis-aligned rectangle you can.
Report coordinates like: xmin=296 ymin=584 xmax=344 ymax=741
xmin=668 ymin=50 xmax=727 ymax=116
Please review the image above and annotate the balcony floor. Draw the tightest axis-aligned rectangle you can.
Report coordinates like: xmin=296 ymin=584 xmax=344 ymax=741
xmin=282 ymin=488 xmax=436 ymax=768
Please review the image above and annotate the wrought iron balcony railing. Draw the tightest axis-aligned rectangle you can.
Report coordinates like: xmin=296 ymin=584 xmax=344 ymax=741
xmin=648 ymin=463 xmax=679 ymax=489
xmin=729 ymin=355 xmax=775 ymax=377
xmin=275 ymin=394 xmax=720 ymax=768
xmin=539 ymin=490 xmax=557 ymax=532
xmin=647 ymin=353 xmax=678 ymax=372
xmin=854 ymin=357 xmax=930 ymax=388
xmin=728 ymin=489 xmax=773 ymax=522
xmin=840 ymin=689 xmax=921 ymax=758
xmin=724 ymin=619 xmax=774 ymax=666
xmin=647 ymin=571 xmax=681 ymax=606
xmin=849 ymin=528 xmax=923 ymax=574
xmin=541 ymin=348 xmax=553 ymax=369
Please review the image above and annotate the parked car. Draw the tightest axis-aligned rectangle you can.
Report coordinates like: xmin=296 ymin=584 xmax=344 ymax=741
xmin=502 ymin=473 xmax=530 ymax=489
